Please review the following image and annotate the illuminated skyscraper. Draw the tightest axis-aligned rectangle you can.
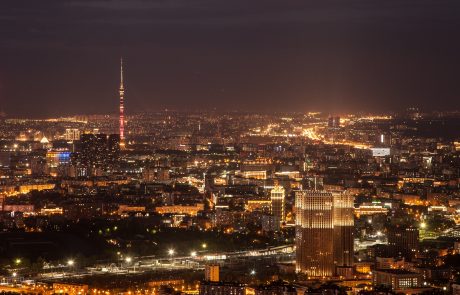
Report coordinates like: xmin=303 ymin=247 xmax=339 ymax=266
xmin=295 ymin=190 xmax=334 ymax=277
xmin=119 ymin=58 xmax=125 ymax=148
xmin=295 ymin=190 xmax=354 ymax=277
xmin=332 ymin=191 xmax=354 ymax=268
xmin=270 ymin=186 xmax=285 ymax=224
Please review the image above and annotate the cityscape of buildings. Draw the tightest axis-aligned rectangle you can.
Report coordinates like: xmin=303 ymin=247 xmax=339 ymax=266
xmin=1 ymin=67 xmax=460 ymax=294
xmin=1 ymin=2 xmax=460 ymax=293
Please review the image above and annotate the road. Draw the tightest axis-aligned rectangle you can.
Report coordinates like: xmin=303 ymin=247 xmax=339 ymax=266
xmin=37 ymin=244 xmax=295 ymax=280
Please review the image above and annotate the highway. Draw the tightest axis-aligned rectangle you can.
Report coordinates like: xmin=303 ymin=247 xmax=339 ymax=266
xmin=37 ymin=244 xmax=295 ymax=280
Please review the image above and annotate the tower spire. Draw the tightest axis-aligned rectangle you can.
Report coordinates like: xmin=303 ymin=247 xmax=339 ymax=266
xmin=120 ymin=57 xmax=124 ymax=90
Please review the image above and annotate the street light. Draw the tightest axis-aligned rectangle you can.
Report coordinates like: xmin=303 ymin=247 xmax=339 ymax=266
xmin=202 ymin=243 xmax=207 ymax=249
xmin=190 ymin=251 xmax=197 ymax=257
xmin=14 ymin=258 xmax=21 ymax=265
xmin=67 ymin=259 xmax=75 ymax=266
xmin=168 ymin=249 xmax=175 ymax=256
xmin=125 ymin=257 xmax=132 ymax=263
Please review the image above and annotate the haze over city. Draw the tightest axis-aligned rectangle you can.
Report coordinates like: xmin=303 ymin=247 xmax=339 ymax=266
xmin=1 ymin=0 xmax=460 ymax=117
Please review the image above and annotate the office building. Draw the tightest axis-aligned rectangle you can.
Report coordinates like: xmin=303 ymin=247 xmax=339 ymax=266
xmin=295 ymin=190 xmax=354 ymax=277
xmin=64 ymin=128 xmax=81 ymax=141
xmin=328 ymin=116 xmax=340 ymax=128
xmin=388 ymin=225 xmax=419 ymax=259
xmin=333 ymin=191 xmax=354 ymax=268
xmin=295 ymin=190 xmax=334 ymax=277
xmin=373 ymin=269 xmax=422 ymax=291
xmin=75 ymin=133 xmax=120 ymax=173
xmin=270 ymin=186 xmax=285 ymax=224
xmin=205 ymin=265 xmax=220 ymax=282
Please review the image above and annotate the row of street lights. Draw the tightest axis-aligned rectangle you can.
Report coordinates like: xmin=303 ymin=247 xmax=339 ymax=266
xmin=10 ymin=258 xmax=75 ymax=279
xmin=123 ymin=242 xmax=208 ymax=263
xmin=10 ymin=242 xmax=209 ymax=277
xmin=13 ymin=258 xmax=74 ymax=267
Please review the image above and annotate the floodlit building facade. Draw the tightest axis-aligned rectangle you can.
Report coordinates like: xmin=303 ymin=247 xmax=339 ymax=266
xmin=270 ymin=186 xmax=286 ymax=224
xmin=295 ymin=190 xmax=354 ymax=277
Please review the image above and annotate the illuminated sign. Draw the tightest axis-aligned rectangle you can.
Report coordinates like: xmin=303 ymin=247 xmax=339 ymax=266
xmin=370 ymin=148 xmax=391 ymax=157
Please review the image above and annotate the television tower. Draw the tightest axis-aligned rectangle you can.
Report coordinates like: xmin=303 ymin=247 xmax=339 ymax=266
xmin=119 ymin=58 xmax=125 ymax=148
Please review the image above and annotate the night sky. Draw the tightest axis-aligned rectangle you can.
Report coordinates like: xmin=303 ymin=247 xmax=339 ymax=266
xmin=1 ymin=0 xmax=460 ymax=117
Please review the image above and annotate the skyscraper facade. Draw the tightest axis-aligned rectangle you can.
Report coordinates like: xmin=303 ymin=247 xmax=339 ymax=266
xmin=332 ymin=191 xmax=354 ymax=268
xmin=295 ymin=190 xmax=334 ymax=277
xmin=75 ymin=134 xmax=120 ymax=173
xmin=295 ymin=190 xmax=354 ymax=277
xmin=270 ymin=186 xmax=285 ymax=224
xmin=388 ymin=225 xmax=419 ymax=259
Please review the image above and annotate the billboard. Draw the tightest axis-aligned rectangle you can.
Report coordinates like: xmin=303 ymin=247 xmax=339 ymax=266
xmin=370 ymin=148 xmax=391 ymax=157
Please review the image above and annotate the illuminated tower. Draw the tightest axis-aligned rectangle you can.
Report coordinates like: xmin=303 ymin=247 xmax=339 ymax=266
xmin=119 ymin=58 xmax=125 ymax=148
xmin=295 ymin=190 xmax=334 ymax=277
xmin=295 ymin=190 xmax=354 ymax=277
xmin=270 ymin=186 xmax=285 ymax=225
xmin=332 ymin=191 xmax=354 ymax=268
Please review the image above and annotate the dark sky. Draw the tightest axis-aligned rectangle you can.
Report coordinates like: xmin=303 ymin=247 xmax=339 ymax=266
xmin=1 ymin=0 xmax=460 ymax=117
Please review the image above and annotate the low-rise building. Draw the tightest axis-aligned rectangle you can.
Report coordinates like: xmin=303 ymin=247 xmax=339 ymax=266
xmin=373 ymin=269 xmax=422 ymax=291
xmin=199 ymin=281 xmax=246 ymax=295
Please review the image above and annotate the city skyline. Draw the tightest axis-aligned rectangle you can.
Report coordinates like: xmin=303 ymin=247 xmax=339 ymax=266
xmin=1 ymin=1 xmax=460 ymax=294
xmin=1 ymin=107 xmax=460 ymax=294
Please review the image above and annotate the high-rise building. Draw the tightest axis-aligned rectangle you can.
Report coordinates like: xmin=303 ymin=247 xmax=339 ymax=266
xmin=295 ymin=190 xmax=334 ymax=277
xmin=328 ymin=116 xmax=340 ymax=128
xmin=270 ymin=186 xmax=285 ymax=224
xmin=30 ymin=150 xmax=48 ymax=176
xmin=261 ymin=214 xmax=280 ymax=233
xmin=333 ymin=191 xmax=354 ymax=268
xmin=46 ymin=150 xmax=71 ymax=177
xmin=119 ymin=58 xmax=126 ymax=149
xmin=64 ymin=128 xmax=81 ymax=141
xmin=295 ymin=190 xmax=354 ymax=277
xmin=0 ymin=150 xmax=11 ymax=167
xmin=388 ymin=225 xmax=419 ymax=259
xmin=107 ymin=134 xmax=121 ymax=165
xmin=76 ymin=134 xmax=120 ymax=173
xmin=79 ymin=134 xmax=109 ymax=167
xmin=205 ymin=265 xmax=220 ymax=282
